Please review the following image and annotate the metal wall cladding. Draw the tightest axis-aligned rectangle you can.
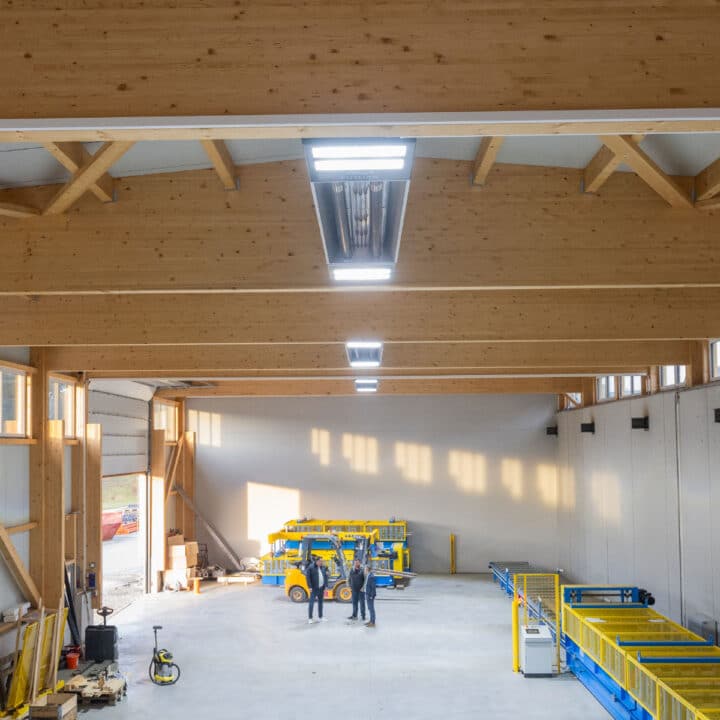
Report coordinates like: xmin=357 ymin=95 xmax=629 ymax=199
xmin=89 ymin=388 xmax=150 ymax=477
xmin=558 ymin=386 xmax=720 ymax=628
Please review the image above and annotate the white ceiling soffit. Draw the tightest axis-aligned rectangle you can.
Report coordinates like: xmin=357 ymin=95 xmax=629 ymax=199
xmin=88 ymin=379 xmax=156 ymax=402
xmin=3 ymin=134 xmax=720 ymax=189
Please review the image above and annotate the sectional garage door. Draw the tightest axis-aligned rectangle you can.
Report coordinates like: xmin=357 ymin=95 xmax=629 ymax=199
xmin=88 ymin=380 xmax=153 ymax=477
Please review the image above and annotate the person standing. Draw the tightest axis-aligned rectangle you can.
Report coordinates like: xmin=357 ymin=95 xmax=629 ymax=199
xmin=347 ymin=559 xmax=366 ymax=621
xmin=306 ymin=558 xmax=328 ymax=624
xmin=363 ymin=564 xmax=377 ymax=628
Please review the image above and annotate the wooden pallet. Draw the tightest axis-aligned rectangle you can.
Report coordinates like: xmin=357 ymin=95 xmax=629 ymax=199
xmin=64 ymin=676 xmax=127 ymax=706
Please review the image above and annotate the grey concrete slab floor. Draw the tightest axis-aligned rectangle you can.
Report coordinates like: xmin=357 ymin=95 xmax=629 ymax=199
xmin=92 ymin=574 xmax=608 ymax=720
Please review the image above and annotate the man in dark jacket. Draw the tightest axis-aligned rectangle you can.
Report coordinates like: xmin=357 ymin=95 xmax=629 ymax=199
xmin=363 ymin=564 xmax=377 ymax=627
xmin=347 ymin=559 xmax=366 ymax=621
xmin=305 ymin=558 xmax=329 ymax=624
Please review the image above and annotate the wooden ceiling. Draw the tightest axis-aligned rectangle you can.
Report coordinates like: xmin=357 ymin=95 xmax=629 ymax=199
xmin=2 ymin=2 xmax=720 ymax=398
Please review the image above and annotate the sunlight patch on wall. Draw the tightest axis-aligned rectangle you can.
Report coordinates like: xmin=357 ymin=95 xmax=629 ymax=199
xmin=559 ymin=466 xmax=576 ymax=510
xmin=187 ymin=410 xmax=222 ymax=447
xmin=341 ymin=433 xmax=378 ymax=474
xmin=247 ymin=482 xmax=300 ymax=555
xmin=311 ymin=428 xmax=331 ymax=466
xmin=448 ymin=450 xmax=487 ymax=494
xmin=536 ymin=463 xmax=558 ymax=508
xmin=394 ymin=441 xmax=432 ymax=485
xmin=501 ymin=458 xmax=524 ymax=501
xmin=591 ymin=472 xmax=621 ymax=526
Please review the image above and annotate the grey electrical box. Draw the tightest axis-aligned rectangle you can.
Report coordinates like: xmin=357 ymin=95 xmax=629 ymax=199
xmin=520 ymin=625 xmax=554 ymax=677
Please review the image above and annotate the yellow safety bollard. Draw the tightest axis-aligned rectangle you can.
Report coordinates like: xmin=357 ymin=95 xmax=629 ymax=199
xmin=511 ymin=597 xmax=520 ymax=672
xmin=193 ymin=577 xmax=201 ymax=595
xmin=449 ymin=534 xmax=456 ymax=574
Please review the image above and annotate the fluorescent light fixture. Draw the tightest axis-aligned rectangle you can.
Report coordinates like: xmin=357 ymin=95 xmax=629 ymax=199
xmin=315 ymin=158 xmax=405 ymax=172
xmin=311 ymin=145 xmax=407 ymax=160
xmin=355 ymin=378 xmax=379 ymax=393
xmin=346 ymin=341 xmax=383 ymax=350
xmin=332 ymin=267 xmax=392 ymax=282
xmin=346 ymin=341 xmax=383 ymax=368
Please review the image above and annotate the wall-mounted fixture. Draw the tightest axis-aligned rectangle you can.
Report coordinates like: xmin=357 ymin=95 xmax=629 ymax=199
xmin=546 ymin=426 xmax=558 ymax=436
xmin=631 ymin=416 xmax=650 ymax=430
xmin=715 ymin=408 xmax=720 ymax=423
xmin=355 ymin=378 xmax=379 ymax=393
xmin=580 ymin=422 xmax=595 ymax=434
xmin=346 ymin=341 xmax=383 ymax=368
xmin=304 ymin=139 xmax=416 ymax=282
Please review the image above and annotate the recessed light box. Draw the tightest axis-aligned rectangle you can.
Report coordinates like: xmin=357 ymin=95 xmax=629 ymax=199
xmin=355 ymin=378 xmax=379 ymax=393
xmin=304 ymin=140 xmax=416 ymax=282
xmin=346 ymin=341 xmax=383 ymax=368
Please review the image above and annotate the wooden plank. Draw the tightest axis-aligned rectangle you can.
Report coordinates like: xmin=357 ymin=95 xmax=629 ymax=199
xmin=71 ymin=384 xmax=87 ymax=576
xmin=4 ymin=289 xmax=720 ymax=345
xmin=3 ymin=159 xmax=720 ymax=294
xmin=157 ymin=377 xmax=585 ymax=398
xmin=583 ymin=145 xmax=622 ymax=193
xmin=1 ymin=4 xmax=720 ymax=119
xmin=182 ymin=431 xmax=195 ymax=541
xmin=695 ymin=195 xmax=720 ymax=211
xmin=695 ymin=156 xmax=720 ymax=201
xmin=471 ymin=137 xmax=503 ymax=185
xmin=599 ymin=135 xmax=693 ymax=208
xmin=0 ymin=524 xmax=41 ymax=607
xmin=44 ymin=142 xmax=133 ymax=215
xmin=64 ymin=515 xmax=77 ymax=564
xmin=43 ymin=421 xmax=65 ymax=604
xmin=201 ymin=140 xmax=237 ymax=190
xmin=149 ymin=430 xmax=166 ymax=592
xmin=0 ymin=202 xmax=39 ymax=218
xmin=0 ymin=438 xmax=37 ymax=445
xmin=43 ymin=143 xmax=114 ymax=202
xmin=6 ymin=522 xmax=38 ymax=535
xmin=44 ymin=341 xmax=692 ymax=374
xmin=85 ymin=424 xmax=102 ymax=610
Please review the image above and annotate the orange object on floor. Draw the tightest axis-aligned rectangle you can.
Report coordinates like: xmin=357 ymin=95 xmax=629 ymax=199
xmin=66 ymin=652 xmax=80 ymax=669
xmin=193 ymin=577 xmax=201 ymax=594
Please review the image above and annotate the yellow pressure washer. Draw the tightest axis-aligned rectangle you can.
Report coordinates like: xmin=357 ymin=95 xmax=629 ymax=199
xmin=149 ymin=625 xmax=181 ymax=686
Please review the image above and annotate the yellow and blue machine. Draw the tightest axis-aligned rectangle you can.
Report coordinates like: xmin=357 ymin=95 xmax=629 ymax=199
xmin=489 ymin=562 xmax=720 ymax=720
xmin=261 ymin=518 xmax=410 ymax=587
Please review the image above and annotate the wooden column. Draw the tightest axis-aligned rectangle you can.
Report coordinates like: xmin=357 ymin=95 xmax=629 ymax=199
xmin=646 ymin=366 xmax=660 ymax=394
xmin=174 ymin=401 xmax=185 ymax=535
xmin=28 ymin=349 xmax=47 ymax=595
xmin=85 ymin=424 xmax=103 ymax=609
xmin=688 ymin=340 xmax=710 ymax=387
xmin=149 ymin=429 xmax=166 ymax=593
xmin=581 ymin=377 xmax=597 ymax=407
xmin=71 ymin=382 xmax=88 ymax=577
xmin=44 ymin=420 xmax=65 ymax=603
xmin=182 ymin=431 xmax=196 ymax=541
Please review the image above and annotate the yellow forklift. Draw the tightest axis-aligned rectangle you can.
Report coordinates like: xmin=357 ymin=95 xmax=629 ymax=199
xmin=285 ymin=534 xmax=354 ymax=603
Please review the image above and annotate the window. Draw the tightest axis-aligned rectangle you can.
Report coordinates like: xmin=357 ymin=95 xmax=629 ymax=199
xmin=48 ymin=375 xmax=78 ymax=438
xmin=621 ymin=375 xmax=644 ymax=397
xmin=566 ymin=392 xmax=582 ymax=407
xmin=660 ymin=365 xmax=687 ymax=389
xmin=711 ymin=340 xmax=720 ymax=379
xmin=0 ymin=365 xmax=30 ymax=437
xmin=153 ymin=400 xmax=178 ymax=442
xmin=597 ymin=375 xmax=617 ymax=402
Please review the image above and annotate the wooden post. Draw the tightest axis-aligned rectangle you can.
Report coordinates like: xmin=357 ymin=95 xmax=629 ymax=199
xmin=44 ymin=420 xmax=65 ymax=604
xmin=688 ymin=340 xmax=710 ymax=387
xmin=581 ymin=377 xmax=597 ymax=407
xmin=150 ymin=429 xmax=166 ymax=593
xmin=71 ymin=381 xmax=88 ymax=577
xmin=28 ymin=349 xmax=48 ymax=596
xmin=182 ymin=431 xmax=196 ymax=541
xmin=85 ymin=424 xmax=103 ymax=609
xmin=646 ymin=366 xmax=660 ymax=394
xmin=29 ymin=605 xmax=44 ymax=704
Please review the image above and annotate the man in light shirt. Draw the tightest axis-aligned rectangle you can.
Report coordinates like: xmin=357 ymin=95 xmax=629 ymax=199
xmin=305 ymin=558 xmax=329 ymax=624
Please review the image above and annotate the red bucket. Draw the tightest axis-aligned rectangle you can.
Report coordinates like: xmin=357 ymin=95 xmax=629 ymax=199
xmin=66 ymin=652 xmax=79 ymax=670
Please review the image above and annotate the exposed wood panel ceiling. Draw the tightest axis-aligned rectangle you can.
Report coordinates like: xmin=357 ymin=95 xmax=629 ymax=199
xmin=2 ymin=3 xmax=720 ymax=118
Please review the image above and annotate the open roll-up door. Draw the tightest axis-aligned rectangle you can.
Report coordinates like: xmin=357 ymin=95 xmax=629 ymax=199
xmin=88 ymin=380 xmax=154 ymax=477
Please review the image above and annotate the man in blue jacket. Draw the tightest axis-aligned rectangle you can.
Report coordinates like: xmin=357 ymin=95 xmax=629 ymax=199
xmin=347 ymin=559 xmax=366 ymax=622
xmin=305 ymin=558 xmax=329 ymax=624
xmin=363 ymin=564 xmax=377 ymax=628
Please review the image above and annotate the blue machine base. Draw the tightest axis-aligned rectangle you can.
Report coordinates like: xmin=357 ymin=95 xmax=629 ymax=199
xmin=565 ymin=638 xmax=652 ymax=720
xmin=261 ymin=575 xmax=285 ymax=585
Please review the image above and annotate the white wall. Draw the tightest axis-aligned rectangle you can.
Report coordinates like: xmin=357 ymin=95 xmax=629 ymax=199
xmin=188 ymin=394 xmax=560 ymax=573
xmin=558 ymin=385 xmax=720 ymax=629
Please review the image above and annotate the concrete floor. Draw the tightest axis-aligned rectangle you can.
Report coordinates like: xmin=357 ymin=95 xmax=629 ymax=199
xmin=98 ymin=574 xmax=608 ymax=720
